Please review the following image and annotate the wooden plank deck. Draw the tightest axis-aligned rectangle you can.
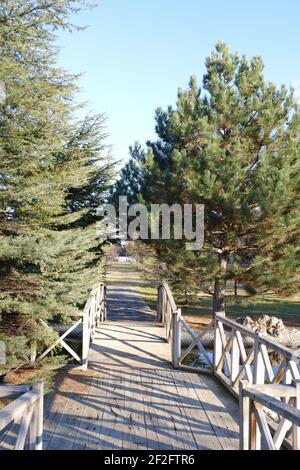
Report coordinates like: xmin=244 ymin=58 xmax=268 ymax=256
xmin=43 ymin=262 xmax=240 ymax=450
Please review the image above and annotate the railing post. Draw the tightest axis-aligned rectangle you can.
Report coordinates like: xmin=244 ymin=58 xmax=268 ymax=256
xmin=213 ymin=313 xmax=223 ymax=374
xmin=25 ymin=404 xmax=35 ymax=450
xmin=254 ymin=336 xmax=265 ymax=385
xmin=104 ymin=285 xmax=107 ymax=321
xmin=250 ymin=401 xmax=258 ymax=450
xmin=91 ymin=295 xmax=95 ymax=344
xmin=253 ymin=335 xmax=265 ymax=449
xmin=231 ymin=330 xmax=239 ymax=386
xmin=95 ymin=285 xmax=100 ymax=326
xmin=82 ymin=308 xmax=89 ymax=370
xmin=293 ymin=380 xmax=300 ymax=450
xmin=32 ymin=381 xmax=43 ymax=450
xmin=157 ymin=285 xmax=162 ymax=322
xmin=100 ymin=285 xmax=104 ymax=322
xmin=162 ymin=287 xmax=166 ymax=325
xmin=166 ymin=300 xmax=171 ymax=341
xmin=96 ymin=285 xmax=101 ymax=326
xmin=101 ymin=284 xmax=105 ymax=322
xmin=172 ymin=309 xmax=181 ymax=368
xmin=239 ymin=381 xmax=250 ymax=450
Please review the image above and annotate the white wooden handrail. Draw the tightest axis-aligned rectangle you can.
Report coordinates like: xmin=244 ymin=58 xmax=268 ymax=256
xmin=82 ymin=282 xmax=107 ymax=370
xmin=214 ymin=314 xmax=300 ymax=397
xmin=157 ymin=281 xmax=213 ymax=372
xmin=34 ymin=283 xmax=107 ymax=370
xmin=239 ymin=380 xmax=300 ymax=450
xmin=157 ymin=281 xmax=181 ymax=367
xmin=215 ymin=314 xmax=300 ymax=448
xmin=0 ymin=381 xmax=43 ymax=450
xmin=157 ymin=283 xmax=300 ymax=385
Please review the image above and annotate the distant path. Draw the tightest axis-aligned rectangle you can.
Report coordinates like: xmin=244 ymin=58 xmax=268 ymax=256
xmin=43 ymin=261 xmax=239 ymax=450
xmin=88 ymin=262 xmax=170 ymax=369
xmin=105 ymin=262 xmax=156 ymax=322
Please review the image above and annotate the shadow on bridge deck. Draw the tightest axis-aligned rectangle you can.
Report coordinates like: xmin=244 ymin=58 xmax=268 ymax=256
xmin=106 ymin=287 xmax=156 ymax=322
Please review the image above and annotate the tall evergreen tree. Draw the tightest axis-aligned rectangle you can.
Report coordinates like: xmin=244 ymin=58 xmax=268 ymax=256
xmin=0 ymin=1 xmax=114 ymax=365
xmin=112 ymin=43 xmax=300 ymax=317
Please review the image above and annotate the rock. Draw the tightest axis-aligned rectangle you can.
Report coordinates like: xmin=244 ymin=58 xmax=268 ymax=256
xmin=256 ymin=324 xmax=268 ymax=335
xmin=181 ymin=314 xmax=300 ymax=351
xmin=267 ymin=317 xmax=284 ymax=337
xmin=236 ymin=316 xmax=255 ymax=329
xmin=236 ymin=315 xmax=286 ymax=337
xmin=235 ymin=315 xmax=300 ymax=349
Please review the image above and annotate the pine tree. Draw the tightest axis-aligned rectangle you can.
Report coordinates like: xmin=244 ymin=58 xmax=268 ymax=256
xmin=0 ymin=1 xmax=114 ymax=366
xmin=112 ymin=43 xmax=300 ymax=317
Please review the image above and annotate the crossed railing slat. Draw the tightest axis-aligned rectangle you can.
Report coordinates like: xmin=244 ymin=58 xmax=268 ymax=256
xmin=214 ymin=314 xmax=300 ymax=396
xmin=33 ymin=283 xmax=107 ymax=370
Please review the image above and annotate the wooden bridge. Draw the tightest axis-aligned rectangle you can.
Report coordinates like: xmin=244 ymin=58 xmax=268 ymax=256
xmin=1 ymin=261 xmax=300 ymax=450
xmin=43 ymin=263 xmax=240 ymax=450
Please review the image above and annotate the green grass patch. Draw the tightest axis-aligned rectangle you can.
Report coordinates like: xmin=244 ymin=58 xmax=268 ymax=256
xmin=137 ymin=280 xmax=300 ymax=327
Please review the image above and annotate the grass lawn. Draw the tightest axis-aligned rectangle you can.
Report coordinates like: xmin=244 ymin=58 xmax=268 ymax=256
xmin=137 ymin=283 xmax=300 ymax=329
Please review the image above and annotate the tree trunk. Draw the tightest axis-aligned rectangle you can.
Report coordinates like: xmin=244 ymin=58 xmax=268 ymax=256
xmin=234 ymin=279 xmax=238 ymax=297
xmin=212 ymin=254 xmax=228 ymax=318
xmin=213 ymin=277 xmax=226 ymax=317
xmin=184 ymin=286 xmax=188 ymax=305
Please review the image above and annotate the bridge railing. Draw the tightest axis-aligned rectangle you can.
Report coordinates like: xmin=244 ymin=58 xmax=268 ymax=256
xmin=157 ymin=281 xmax=213 ymax=373
xmin=157 ymin=281 xmax=300 ymax=449
xmin=214 ymin=314 xmax=300 ymax=397
xmin=0 ymin=381 xmax=43 ymax=450
xmin=34 ymin=283 xmax=107 ymax=370
xmin=158 ymin=281 xmax=300 ymax=385
xmin=239 ymin=380 xmax=300 ymax=450
xmin=157 ymin=281 xmax=180 ymax=368
xmin=82 ymin=282 xmax=107 ymax=370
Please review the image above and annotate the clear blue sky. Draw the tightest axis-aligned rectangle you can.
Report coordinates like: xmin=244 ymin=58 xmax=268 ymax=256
xmin=58 ymin=0 xmax=300 ymax=164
